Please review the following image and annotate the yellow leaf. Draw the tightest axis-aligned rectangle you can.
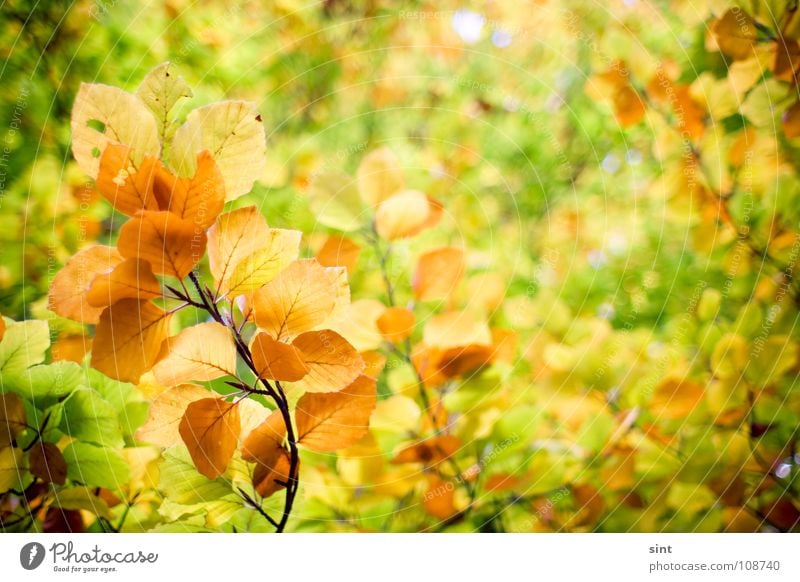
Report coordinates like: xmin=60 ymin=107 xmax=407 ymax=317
xmin=86 ymin=258 xmax=161 ymax=308
xmin=117 ymin=210 xmax=206 ymax=279
xmin=307 ymin=171 xmax=365 ymax=231
xmin=154 ymin=150 xmax=225 ymax=228
xmin=207 ymin=206 xmax=271 ymax=291
xmin=136 ymin=384 xmax=210 ymax=447
xmin=179 ymin=398 xmax=241 ymax=479
xmin=288 ymin=330 xmax=364 ymax=393
xmin=374 ymin=190 xmax=431 ymax=240
xmin=91 ymin=299 xmax=171 ymax=382
xmin=413 ymin=246 xmax=465 ymax=301
xmin=70 ymin=82 xmax=160 ymax=180
xmin=223 ymin=228 xmax=301 ymax=297
xmin=423 ymin=311 xmax=491 ymax=349
xmin=49 ymin=245 xmax=123 ymax=324
xmin=136 ymin=62 xmax=193 ymax=143
xmin=377 ymin=306 xmax=416 ymax=343
xmin=324 ymin=299 xmax=384 ymax=351
xmin=371 ymin=395 xmax=421 ymax=433
xmin=250 ymin=332 xmax=309 ymax=382
xmin=95 ymin=143 xmax=160 ymax=216
xmin=0 ymin=393 xmax=26 ymax=447
xmin=356 ymin=147 xmax=405 ymax=206
xmin=151 ymin=322 xmax=237 ymax=386
xmin=0 ymin=446 xmax=23 ymax=494
xmin=650 ymin=377 xmax=705 ymax=420
xmin=171 ymin=101 xmax=266 ymax=201
xmin=295 ymin=375 xmax=377 ymax=452
xmin=249 ymin=259 xmax=342 ymax=340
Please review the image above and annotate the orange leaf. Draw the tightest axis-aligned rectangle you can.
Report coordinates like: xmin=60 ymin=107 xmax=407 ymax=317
xmin=375 ymin=190 xmax=431 ymax=240
xmin=249 ymin=259 xmax=343 ymax=340
xmin=773 ymin=39 xmax=800 ymax=81
xmin=117 ymin=210 xmax=206 ymax=279
xmin=316 ymin=235 xmax=361 ymax=273
xmin=135 ymin=384 xmax=211 ymax=447
xmin=295 ymin=375 xmax=377 ymax=452
xmin=0 ymin=317 xmax=4 ymax=342
xmin=613 ymin=85 xmax=646 ymax=127
xmin=151 ymin=322 xmax=237 ymax=386
xmin=377 ymin=307 xmax=416 ymax=343
xmin=413 ymin=246 xmax=465 ymax=301
xmin=250 ymin=332 xmax=309 ymax=382
xmin=392 ymin=435 xmax=461 ymax=465
xmin=179 ymin=398 xmax=241 ymax=479
xmin=154 ymin=151 xmax=225 ymax=228
xmin=28 ymin=442 xmax=67 ymax=485
xmin=783 ymin=101 xmax=800 ymax=138
xmin=361 ymin=350 xmax=386 ymax=379
xmin=437 ymin=344 xmax=495 ymax=378
xmin=241 ymin=410 xmax=290 ymax=498
xmin=650 ymin=377 xmax=705 ymax=420
xmin=51 ymin=333 xmax=91 ymax=363
xmin=207 ymin=206 xmax=271 ymax=290
xmin=49 ymin=245 xmax=123 ymax=324
xmin=90 ymin=299 xmax=171 ymax=382
xmin=95 ymin=143 xmax=160 ymax=216
xmin=712 ymin=9 xmax=759 ymax=61
xmin=288 ymin=330 xmax=364 ymax=393
xmin=424 ymin=476 xmax=459 ymax=520
xmin=85 ymin=258 xmax=161 ymax=308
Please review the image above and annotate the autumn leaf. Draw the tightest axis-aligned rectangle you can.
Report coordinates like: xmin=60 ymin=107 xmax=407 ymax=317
xmin=171 ymin=100 xmax=266 ymax=200
xmin=324 ymin=299 xmax=385 ymax=351
xmin=295 ymin=375 xmax=377 ymax=452
xmin=316 ymin=234 xmax=361 ymax=273
xmin=252 ymin=448 xmax=293 ymax=498
xmin=136 ymin=61 xmax=193 ymax=144
xmin=49 ymin=245 xmax=123 ymax=324
xmin=356 ymin=147 xmax=405 ymax=206
xmin=288 ymin=330 xmax=364 ymax=393
xmin=377 ymin=307 xmax=416 ymax=343
xmin=179 ymin=398 xmax=241 ymax=479
xmin=151 ymin=322 xmax=237 ymax=386
xmin=85 ymin=258 xmax=161 ymax=308
xmin=153 ymin=150 xmax=225 ymax=228
xmin=207 ymin=205 xmax=271 ymax=292
xmin=248 ymin=259 xmax=344 ymax=340
xmin=413 ymin=246 xmax=465 ymax=301
xmin=0 ymin=317 xmax=5 ymax=342
xmin=773 ymin=39 xmax=800 ymax=82
xmin=712 ymin=9 xmax=759 ymax=61
xmin=95 ymin=143 xmax=160 ymax=215
xmin=375 ymin=190 xmax=431 ymax=240
xmin=650 ymin=377 xmax=705 ymax=420
xmin=91 ymin=299 xmax=171 ymax=382
xmin=241 ymin=412 xmax=293 ymax=498
xmin=222 ymin=228 xmax=301 ymax=297
xmin=117 ymin=210 xmax=206 ymax=279
xmin=783 ymin=101 xmax=800 ymax=138
xmin=136 ymin=384 xmax=211 ymax=447
xmin=70 ymin=83 xmax=160 ymax=180
xmin=0 ymin=392 xmax=26 ymax=447
xmin=29 ymin=442 xmax=67 ymax=485
xmin=392 ymin=435 xmax=461 ymax=465
xmin=423 ymin=311 xmax=492 ymax=350
xmin=250 ymin=333 xmax=309 ymax=382
xmin=307 ymin=171 xmax=365 ymax=231
xmin=424 ymin=476 xmax=459 ymax=520
xmin=613 ymin=85 xmax=646 ymax=127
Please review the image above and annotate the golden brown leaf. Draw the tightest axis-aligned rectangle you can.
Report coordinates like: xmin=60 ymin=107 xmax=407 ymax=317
xmin=377 ymin=307 xmax=416 ymax=343
xmin=49 ymin=245 xmax=123 ymax=324
xmin=413 ymin=246 xmax=465 ymax=301
xmin=117 ymin=210 xmax=206 ymax=279
xmin=179 ymin=398 xmax=241 ymax=479
xmin=29 ymin=442 xmax=67 ymax=485
xmin=90 ymin=299 xmax=171 ymax=382
xmin=135 ymin=384 xmax=210 ymax=447
xmin=250 ymin=333 xmax=309 ymax=382
xmin=392 ymin=435 xmax=461 ymax=465
xmin=207 ymin=206 xmax=271 ymax=291
xmin=650 ymin=377 xmax=705 ymax=420
xmin=51 ymin=334 xmax=91 ymax=364
xmin=153 ymin=151 xmax=225 ymax=228
xmin=85 ymin=258 xmax=161 ymax=308
xmin=424 ymin=476 xmax=459 ymax=520
xmin=151 ymin=322 xmax=237 ymax=386
xmin=783 ymin=101 xmax=800 ymax=138
xmin=288 ymin=330 xmax=364 ymax=393
xmin=295 ymin=375 xmax=377 ymax=452
xmin=712 ymin=9 xmax=759 ymax=61
xmin=375 ymin=190 xmax=431 ymax=240
xmin=773 ymin=39 xmax=800 ymax=81
xmin=613 ymin=85 xmax=646 ymax=127
xmin=242 ymin=410 xmax=286 ymax=462
xmin=437 ymin=344 xmax=495 ymax=378
xmin=249 ymin=259 xmax=342 ymax=340
xmin=0 ymin=393 xmax=26 ymax=447
xmin=252 ymin=447 xmax=292 ymax=498
xmin=95 ymin=143 xmax=160 ymax=216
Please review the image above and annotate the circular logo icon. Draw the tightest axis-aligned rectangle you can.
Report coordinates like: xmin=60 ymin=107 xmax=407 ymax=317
xmin=20 ymin=542 xmax=46 ymax=570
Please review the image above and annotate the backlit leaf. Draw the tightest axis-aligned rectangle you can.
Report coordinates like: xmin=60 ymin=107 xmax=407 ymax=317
xmin=86 ymin=258 xmax=161 ymax=308
xmin=250 ymin=333 xmax=309 ymax=382
xmin=307 ymin=171 xmax=365 ymax=231
xmin=375 ymin=190 xmax=431 ymax=240
xmin=95 ymin=143 xmax=160 ymax=216
xmin=136 ymin=62 xmax=193 ymax=144
xmin=413 ymin=246 xmax=465 ymax=302
xmin=154 ymin=150 xmax=225 ymax=228
xmin=356 ymin=147 xmax=405 ymax=206
xmin=377 ymin=306 xmax=416 ymax=343
xmin=49 ymin=245 xmax=123 ymax=324
xmin=136 ymin=384 xmax=210 ymax=448
xmin=207 ymin=206 xmax=271 ymax=292
xmin=288 ymin=330 xmax=364 ymax=393
xmin=179 ymin=398 xmax=240 ymax=479
xmin=223 ymin=228 xmax=302 ymax=297
xmin=316 ymin=234 xmax=361 ymax=273
xmin=63 ymin=442 xmax=130 ymax=490
xmin=151 ymin=322 xmax=237 ymax=386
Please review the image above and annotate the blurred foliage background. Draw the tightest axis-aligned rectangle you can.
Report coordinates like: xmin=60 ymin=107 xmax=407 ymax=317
xmin=1 ymin=0 xmax=800 ymax=532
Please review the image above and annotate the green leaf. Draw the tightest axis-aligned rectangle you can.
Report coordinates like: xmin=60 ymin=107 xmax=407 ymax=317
xmin=0 ymin=446 xmax=24 ymax=494
xmin=3 ymin=361 xmax=85 ymax=402
xmin=0 ymin=319 xmax=49 ymax=376
xmin=63 ymin=442 xmax=130 ymax=489
xmin=60 ymin=388 xmax=124 ymax=448
xmin=306 ymin=171 xmax=364 ymax=231
xmin=51 ymin=486 xmax=113 ymax=520
xmin=136 ymin=62 xmax=193 ymax=144
xmin=158 ymin=446 xmax=233 ymax=505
